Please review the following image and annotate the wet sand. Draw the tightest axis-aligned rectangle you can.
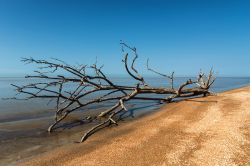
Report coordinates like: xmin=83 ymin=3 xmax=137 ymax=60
xmin=15 ymin=86 xmax=250 ymax=165
xmin=0 ymin=101 xmax=160 ymax=166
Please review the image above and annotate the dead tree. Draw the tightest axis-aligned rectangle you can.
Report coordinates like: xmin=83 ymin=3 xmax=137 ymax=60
xmin=9 ymin=43 xmax=216 ymax=142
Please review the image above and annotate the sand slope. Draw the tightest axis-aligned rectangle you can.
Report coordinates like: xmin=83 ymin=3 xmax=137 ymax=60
xmin=20 ymin=86 xmax=250 ymax=166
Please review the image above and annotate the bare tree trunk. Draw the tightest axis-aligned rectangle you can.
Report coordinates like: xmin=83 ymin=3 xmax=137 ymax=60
xmin=9 ymin=43 xmax=216 ymax=142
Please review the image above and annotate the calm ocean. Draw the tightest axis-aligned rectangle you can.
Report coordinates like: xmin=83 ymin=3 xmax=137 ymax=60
xmin=1 ymin=76 xmax=250 ymax=121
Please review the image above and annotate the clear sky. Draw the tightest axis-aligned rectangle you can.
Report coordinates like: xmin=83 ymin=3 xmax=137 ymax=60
xmin=0 ymin=0 xmax=250 ymax=77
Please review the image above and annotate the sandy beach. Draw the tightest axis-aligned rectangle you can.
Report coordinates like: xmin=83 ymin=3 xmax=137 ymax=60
xmin=16 ymin=86 xmax=250 ymax=166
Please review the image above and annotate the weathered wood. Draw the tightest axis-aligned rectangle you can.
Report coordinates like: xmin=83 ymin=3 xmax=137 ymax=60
xmin=9 ymin=43 xmax=216 ymax=142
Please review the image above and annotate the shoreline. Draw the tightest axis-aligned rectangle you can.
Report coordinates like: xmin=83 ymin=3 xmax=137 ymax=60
xmin=0 ymin=97 xmax=162 ymax=165
xmin=17 ymin=85 xmax=250 ymax=166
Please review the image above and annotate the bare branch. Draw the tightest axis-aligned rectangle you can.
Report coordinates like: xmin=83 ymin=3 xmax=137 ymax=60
xmin=9 ymin=43 xmax=216 ymax=143
xmin=147 ymin=59 xmax=175 ymax=89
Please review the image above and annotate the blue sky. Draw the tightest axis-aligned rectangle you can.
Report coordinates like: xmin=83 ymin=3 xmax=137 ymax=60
xmin=0 ymin=0 xmax=250 ymax=77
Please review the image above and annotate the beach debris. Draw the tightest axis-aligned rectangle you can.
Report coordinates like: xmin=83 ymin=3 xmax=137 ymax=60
xmin=9 ymin=42 xmax=216 ymax=143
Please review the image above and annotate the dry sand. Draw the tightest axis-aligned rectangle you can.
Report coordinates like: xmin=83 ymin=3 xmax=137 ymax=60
xmin=19 ymin=86 xmax=250 ymax=166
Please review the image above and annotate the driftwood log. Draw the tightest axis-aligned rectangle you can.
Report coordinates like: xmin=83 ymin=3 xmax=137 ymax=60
xmin=10 ymin=43 xmax=216 ymax=142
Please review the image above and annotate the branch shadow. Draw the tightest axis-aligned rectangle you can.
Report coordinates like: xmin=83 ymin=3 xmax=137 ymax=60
xmin=117 ymin=102 xmax=162 ymax=121
xmin=184 ymin=99 xmax=218 ymax=103
xmin=52 ymin=102 xmax=162 ymax=134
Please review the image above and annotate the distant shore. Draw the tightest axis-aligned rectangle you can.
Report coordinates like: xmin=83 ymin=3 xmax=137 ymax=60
xmin=18 ymin=86 xmax=250 ymax=166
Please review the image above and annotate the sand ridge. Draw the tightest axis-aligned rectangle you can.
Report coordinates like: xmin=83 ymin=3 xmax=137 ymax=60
xmin=19 ymin=86 xmax=250 ymax=166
